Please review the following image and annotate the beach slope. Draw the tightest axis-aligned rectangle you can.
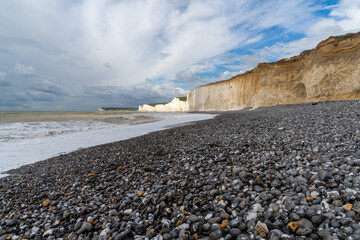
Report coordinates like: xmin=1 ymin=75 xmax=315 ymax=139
xmin=0 ymin=100 xmax=359 ymax=239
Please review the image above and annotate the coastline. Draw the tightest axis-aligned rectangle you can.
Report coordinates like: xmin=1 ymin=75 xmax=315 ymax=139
xmin=0 ymin=100 xmax=359 ymax=239
xmin=0 ymin=113 xmax=215 ymax=178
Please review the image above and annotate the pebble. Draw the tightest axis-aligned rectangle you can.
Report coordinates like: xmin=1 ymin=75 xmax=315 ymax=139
xmin=77 ymin=222 xmax=92 ymax=235
xmin=209 ymin=230 xmax=223 ymax=239
xmin=109 ymin=209 xmax=119 ymax=216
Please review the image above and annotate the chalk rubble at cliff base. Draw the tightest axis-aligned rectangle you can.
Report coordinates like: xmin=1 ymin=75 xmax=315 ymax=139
xmin=1 ymin=100 xmax=360 ymax=239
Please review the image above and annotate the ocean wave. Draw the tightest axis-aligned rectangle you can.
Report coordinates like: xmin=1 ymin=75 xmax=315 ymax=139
xmin=0 ymin=112 xmax=184 ymax=142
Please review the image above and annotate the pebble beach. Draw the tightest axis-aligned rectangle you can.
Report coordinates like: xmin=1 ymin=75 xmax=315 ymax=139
xmin=1 ymin=100 xmax=360 ymax=240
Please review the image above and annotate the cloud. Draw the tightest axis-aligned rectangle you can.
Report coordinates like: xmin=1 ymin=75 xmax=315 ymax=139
xmin=219 ymin=71 xmax=244 ymax=81
xmin=32 ymin=79 xmax=68 ymax=96
xmin=176 ymin=71 xmax=201 ymax=82
xmin=0 ymin=0 xmax=322 ymax=85
xmin=330 ymin=0 xmax=360 ymax=31
xmin=251 ymin=0 xmax=360 ymax=60
xmin=240 ymin=55 xmax=267 ymax=68
xmin=80 ymin=82 xmax=189 ymax=107
xmin=0 ymin=65 xmax=69 ymax=109
xmin=188 ymin=64 xmax=216 ymax=74
xmin=11 ymin=63 xmax=35 ymax=76
xmin=0 ymin=0 xmax=358 ymax=110
xmin=25 ymin=91 xmax=63 ymax=102
xmin=0 ymin=91 xmax=28 ymax=108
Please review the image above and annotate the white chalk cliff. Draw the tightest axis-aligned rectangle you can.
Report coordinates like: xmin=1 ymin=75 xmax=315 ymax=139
xmin=139 ymin=33 xmax=360 ymax=112
xmin=187 ymin=33 xmax=360 ymax=111
xmin=138 ymin=97 xmax=188 ymax=112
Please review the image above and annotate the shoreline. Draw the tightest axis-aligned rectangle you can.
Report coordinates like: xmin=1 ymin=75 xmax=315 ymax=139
xmin=0 ymin=113 xmax=215 ymax=178
xmin=0 ymin=100 xmax=359 ymax=239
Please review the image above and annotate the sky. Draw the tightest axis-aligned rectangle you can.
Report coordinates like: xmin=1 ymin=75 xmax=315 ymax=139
xmin=0 ymin=0 xmax=360 ymax=111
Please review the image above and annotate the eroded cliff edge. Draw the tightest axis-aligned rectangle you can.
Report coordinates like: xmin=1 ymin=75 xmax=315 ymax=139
xmin=187 ymin=33 xmax=360 ymax=111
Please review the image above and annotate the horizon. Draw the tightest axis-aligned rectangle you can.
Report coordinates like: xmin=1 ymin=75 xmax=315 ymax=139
xmin=1 ymin=0 xmax=360 ymax=111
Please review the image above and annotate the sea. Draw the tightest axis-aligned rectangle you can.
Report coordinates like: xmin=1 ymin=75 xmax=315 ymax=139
xmin=0 ymin=111 xmax=215 ymax=177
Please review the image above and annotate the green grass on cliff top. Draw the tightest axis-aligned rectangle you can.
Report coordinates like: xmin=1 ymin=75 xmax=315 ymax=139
xmin=176 ymin=96 xmax=187 ymax=101
xmin=147 ymin=103 xmax=167 ymax=107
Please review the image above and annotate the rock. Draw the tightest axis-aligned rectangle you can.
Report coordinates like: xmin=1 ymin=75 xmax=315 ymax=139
xmin=343 ymin=227 xmax=353 ymax=235
xmin=344 ymin=203 xmax=353 ymax=211
xmin=295 ymin=176 xmax=308 ymax=184
xmin=135 ymin=224 xmax=146 ymax=235
xmin=100 ymin=228 xmax=111 ymax=236
xmin=42 ymin=199 xmax=51 ymax=207
xmin=245 ymin=203 xmax=262 ymax=221
xmin=109 ymin=209 xmax=119 ymax=216
xmin=236 ymin=234 xmax=250 ymax=240
xmin=210 ymin=224 xmax=220 ymax=232
xmin=282 ymin=196 xmax=295 ymax=211
xmin=328 ymin=191 xmax=340 ymax=200
xmin=30 ymin=227 xmax=40 ymax=238
xmin=5 ymin=219 xmax=17 ymax=227
xmin=268 ymin=229 xmax=283 ymax=239
xmin=229 ymin=219 xmax=240 ymax=228
xmin=114 ymin=229 xmax=131 ymax=240
xmin=179 ymin=229 xmax=190 ymax=240
xmin=229 ymin=228 xmax=241 ymax=237
xmin=317 ymin=170 xmax=328 ymax=181
xmin=187 ymin=215 xmax=199 ymax=223
xmin=255 ymin=221 xmax=269 ymax=238
xmin=77 ymin=222 xmax=92 ymax=235
xmin=259 ymin=192 xmax=269 ymax=201
xmin=290 ymin=213 xmax=300 ymax=221
xmin=311 ymin=215 xmax=324 ymax=225
xmin=311 ymin=191 xmax=319 ymax=199
xmin=62 ymin=210 xmax=71 ymax=219
xmin=74 ymin=221 xmax=83 ymax=231
xmin=330 ymin=219 xmax=340 ymax=228
xmin=220 ymin=211 xmax=230 ymax=220
xmin=288 ymin=218 xmax=314 ymax=236
xmin=209 ymin=230 xmax=223 ymax=239
xmin=43 ymin=229 xmax=53 ymax=237
xmin=163 ymin=233 xmax=171 ymax=240
xmin=352 ymin=202 xmax=360 ymax=212
xmin=124 ymin=209 xmax=133 ymax=215
xmin=178 ymin=223 xmax=190 ymax=230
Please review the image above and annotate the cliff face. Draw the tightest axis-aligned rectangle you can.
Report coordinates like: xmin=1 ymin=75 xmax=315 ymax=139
xmin=188 ymin=33 xmax=360 ymax=111
xmin=138 ymin=97 xmax=188 ymax=112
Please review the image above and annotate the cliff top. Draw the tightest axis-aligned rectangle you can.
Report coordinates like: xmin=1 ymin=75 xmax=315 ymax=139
xmin=203 ymin=31 xmax=360 ymax=87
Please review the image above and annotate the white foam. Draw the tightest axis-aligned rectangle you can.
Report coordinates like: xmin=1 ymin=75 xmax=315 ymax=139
xmin=0 ymin=113 xmax=214 ymax=177
xmin=0 ymin=120 xmax=119 ymax=142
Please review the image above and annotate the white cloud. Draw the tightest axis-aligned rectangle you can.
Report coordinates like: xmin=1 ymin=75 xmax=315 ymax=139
xmin=176 ymin=71 xmax=201 ymax=82
xmin=188 ymin=64 xmax=216 ymax=74
xmin=0 ymin=0 xmax=320 ymax=87
xmin=330 ymin=0 xmax=360 ymax=31
xmin=80 ymin=82 xmax=189 ymax=107
xmin=0 ymin=0 xmax=358 ymax=109
xmin=11 ymin=63 xmax=35 ymax=76
xmin=240 ymin=55 xmax=267 ymax=68
xmin=252 ymin=0 xmax=360 ymax=61
xmin=219 ymin=71 xmax=244 ymax=81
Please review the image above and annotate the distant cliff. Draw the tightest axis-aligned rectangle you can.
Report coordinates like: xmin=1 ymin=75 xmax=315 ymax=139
xmin=138 ymin=97 xmax=188 ymax=112
xmin=187 ymin=32 xmax=360 ymax=111
xmin=98 ymin=107 xmax=137 ymax=111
